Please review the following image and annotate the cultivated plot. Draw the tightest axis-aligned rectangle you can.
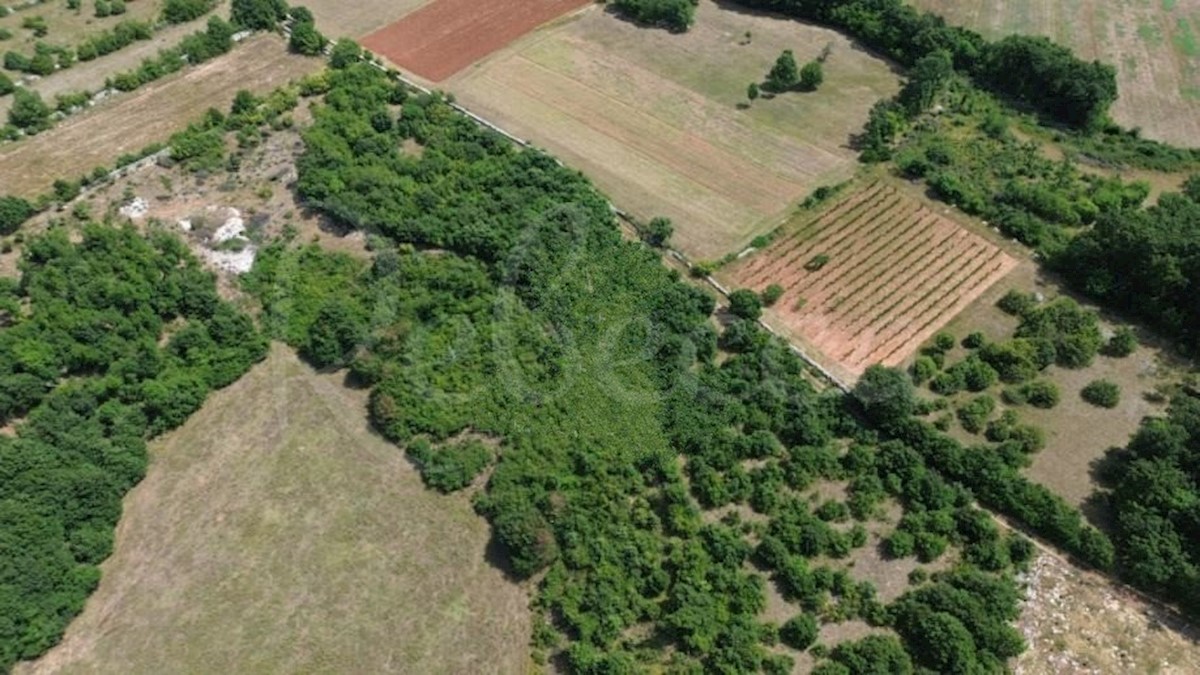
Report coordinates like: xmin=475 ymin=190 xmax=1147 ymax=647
xmin=911 ymin=0 xmax=1200 ymax=147
xmin=725 ymin=182 xmax=1018 ymax=382
xmin=17 ymin=345 xmax=530 ymax=675
xmin=0 ymin=34 xmax=319 ymax=198
xmin=450 ymin=1 xmax=900 ymax=260
xmin=362 ymin=0 xmax=591 ymax=82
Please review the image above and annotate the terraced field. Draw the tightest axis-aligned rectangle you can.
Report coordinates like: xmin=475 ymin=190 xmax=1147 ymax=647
xmin=727 ymin=183 xmax=1018 ymax=380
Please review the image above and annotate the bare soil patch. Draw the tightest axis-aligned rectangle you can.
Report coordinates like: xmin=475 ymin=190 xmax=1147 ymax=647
xmin=0 ymin=34 xmax=320 ymax=198
xmin=1015 ymin=552 xmax=1200 ymax=674
xmin=450 ymin=0 xmax=900 ymax=260
xmin=16 ymin=345 xmax=531 ymax=675
xmin=725 ymin=181 xmax=1018 ymax=381
xmin=362 ymin=0 xmax=591 ymax=82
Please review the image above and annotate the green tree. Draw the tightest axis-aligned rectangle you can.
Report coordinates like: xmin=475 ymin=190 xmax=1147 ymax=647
xmin=0 ymin=195 xmax=34 ymax=235
xmin=765 ymin=49 xmax=799 ymax=92
xmin=329 ymin=38 xmax=361 ymax=69
xmin=761 ymin=284 xmax=784 ymax=307
xmin=1104 ymin=326 xmax=1138 ymax=357
xmin=644 ymin=216 xmax=673 ymax=248
xmin=230 ymin=0 xmax=287 ymax=30
xmin=728 ymin=289 xmax=762 ymax=321
xmin=1081 ymin=379 xmax=1120 ymax=408
xmin=799 ymin=60 xmax=823 ymax=91
xmin=898 ymin=50 xmax=954 ymax=115
xmin=747 ymin=82 xmax=759 ymax=102
xmin=855 ymin=365 xmax=917 ymax=426
xmin=780 ymin=613 xmax=818 ymax=650
xmin=8 ymin=87 xmax=51 ymax=131
xmin=289 ymin=20 xmax=326 ymax=56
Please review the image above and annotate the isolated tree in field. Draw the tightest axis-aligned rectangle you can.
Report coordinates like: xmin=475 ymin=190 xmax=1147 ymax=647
xmin=644 ymin=216 xmax=673 ymax=247
xmin=747 ymin=82 xmax=759 ymax=102
xmin=728 ymin=289 xmax=762 ymax=321
xmin=854 ymin=365 xmax=916 ymax=426
xmin=799 ymin=60 xmax=824 ymax=91
xmin=1081 ymin=379 xmax=1120 ymax=408
xmin=765 ymin=50 xmax=799 ymax=92
xmin=8 ymin=87 xmax=51 ymax=131
xmin=1104 ymin=326 xmax=1138 ymax=357
xmin=761 ymin=284 xmax=784 ymax=307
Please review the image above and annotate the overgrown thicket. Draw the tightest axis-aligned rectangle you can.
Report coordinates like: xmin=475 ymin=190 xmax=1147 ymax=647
xmin=0 ymin=226 xmax=265 ymax=669
xmin=729 ymin=0 xmax=1116 ymax=130
xmin=1055 ymin=182 xmax=1200 ymax=354
xmin=1099 ymin=394 xmax=1200 ymax=617
xmin=258 ymin=60 xmax=1042 ymax=672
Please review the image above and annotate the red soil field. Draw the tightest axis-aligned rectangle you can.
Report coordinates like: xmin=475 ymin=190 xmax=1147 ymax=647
xmin=361 ymin=0 xmax=592 ymax=82
xmin=727 ymin=183 xmax=1018 ymax=380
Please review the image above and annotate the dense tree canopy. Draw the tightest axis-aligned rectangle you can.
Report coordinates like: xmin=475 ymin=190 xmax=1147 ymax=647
xmin=0 ymin=225 xmax=265 ymax=669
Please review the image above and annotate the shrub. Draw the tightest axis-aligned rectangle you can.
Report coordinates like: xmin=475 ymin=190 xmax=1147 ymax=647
xmin=406 ymin=438 xmax=492 ymax=493
xmin=805 ymin=253 xmax=831 ymax=271
xmin=957 ymin=395 xmax=996 ymax=434
xmin=644 ymin=216 xmax=673 ymax=247
xmin=611 ymin=0 xmax=697 ymax=32
xmin=761 ymin=283 xmax=784 ymax=307
xmin=1020 ymin=380 xmax=1060 ymax=409
xmin=911 ymin=355 xmax=938 ymax=384
xmin=1104 ymin=326 xmax=1138 ymax=357
xmin=997 ymin=289 xmax=1036 ymax=316
xmin=0 ymin=195 xmax=34 ymax=235
xmin=962 ymin=332 xmax=986 ymax=349
xmin=780 ymin=613 xmax=819 ymax=650
xmin=728 ymin=289 xmax=762 ymax=321
xmin=1081 ymin=379 xmax=1120 ymax=408
xmin=799 ymin=60 xmax=823 ymax=91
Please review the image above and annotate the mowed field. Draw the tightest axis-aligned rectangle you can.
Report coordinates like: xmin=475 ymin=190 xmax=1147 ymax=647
xmin=911 ymin=0 xmax=1200 ymax=147
xmin=362 ymin=0 xmax=591 ymax=82
xmin=725 ymin=182 xmax=1018 ymax=382
xmin=0 ymin=34 xmax=319 ymax=198
xmin=302 ymin=0 xmax=431 ymax=39
xmin=450 ymin=1 xmax=901 ymax=260
xmin=17 ymin=345 xmax=530 ymax=675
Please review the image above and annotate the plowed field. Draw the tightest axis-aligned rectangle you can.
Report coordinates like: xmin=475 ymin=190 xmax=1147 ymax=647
xmin=361 ymin=0 xmax=591 ymax=82
xmin=727 ymin=183 xmax=1018 ymax=380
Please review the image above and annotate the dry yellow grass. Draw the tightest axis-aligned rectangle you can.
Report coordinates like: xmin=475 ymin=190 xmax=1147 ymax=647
xmin=450 ymin=1 xmax=900 ymax=260
xmin=16 ymin=345 xmax=530 ymax=675
xmin=0 ymin=33 xmax=320 ymax=198
xmin=0 ymin=0 xmax=166 ymax=58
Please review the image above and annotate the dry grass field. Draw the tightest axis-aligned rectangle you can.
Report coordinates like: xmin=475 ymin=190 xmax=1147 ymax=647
xmin=725 ymin=181 xmax=1018 ymax=382
xmin=0 ymin=0 xmax=165 ymax=58
xmin=16 ymin=344 xmax=530 ymax=675
xmin=0 ymin=33 xmax=319 ymax=198
xmin=450 ymin=1 xmax=900 ymax=260
xmin=911 ymin=0 xmax=1200 ymax=147
xmin=303 ymin=0 xmax=430 ymax=39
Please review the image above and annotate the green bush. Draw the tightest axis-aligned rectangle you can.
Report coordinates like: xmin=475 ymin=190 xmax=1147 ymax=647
xmin=780 ymin=613 xmax=819 ymax=650
xmin=1081 ymin=379 xmax=1120 ymax=408
xmin=1104 ymin=326 xmax=1138 ymax=357
xmin=406 ymin=438 xmax=493 ymax=493
xmin=957 ymin=395 xmax=996 ymax=434
xmin=1020 ymin=380 xmax=1060 ymax=409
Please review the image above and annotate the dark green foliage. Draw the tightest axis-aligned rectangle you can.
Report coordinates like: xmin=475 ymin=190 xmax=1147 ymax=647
xmin=0 ymin=226 xmax=264 ymax=669
xmin=780 ymin=613 xmax=818 ymax=650
xmin=823 ymin=635 xmax=913 ymax=675
xmin=977 ymin=35 xmax=1116 ymax=130
xmin=997 ymin=289 xmax=1036 ymax=316
xmin=328 ymin=38 xmax=361 ymax=69
xmin=962 ymin=332 xmax=986 ymax=349
xmin=230 ymin=0 xmax=287 ymax=30
xmin=986 ymin=411 xmax=1045 ymax=454
xmin=898 ymin=50 xmax=954 ymax=115
xmin=1104 ymin=326 xmax=1138 ymax=357
xmin=728 ymin=288 xmax=762 ymax=320
xmin=957 ymin=395 xmax=995 ymax=434
xmin=0 ymin=195 xmax=34 ymax=235
xmin=102 ymin=17 xmax=234 ymax=94
xmin=799 ymin=59 xmax=823 ymax=91
xmin=1081 ymin=379 xmax=1120 ymax=408
xmin=1055 ymin=187 xmax=1200 ymax=354
xmin=288 ymin=11 xmax=326 ymax=57
xmin=855 ymin=365 xmax=916 ymax=426
xmin=1020 ymin=380 xmax=1060 ymax=409
xmin=644 ymin=216 xmax=673 ymax=247
xmin=910 ymin=355 xmax=937 ymax=384
xmin=1014 ymin=298 xmax=1102 ymax=368
xmin=406 ymin=438 xmax=493 ymax=493
xmin=611 ymin=0 xmax=698 ymax=32
xmin=0 ymin=71 xmax=12 ymax=95
xmin=162 ymin=0 xmax=218 ymax=23
xmin=8 ymin=87 xmax=51 ymax=131
xmin=761 ymin=283 xmax=784 ymax=307
xmin=765 ymin=49 xmax=799 ymax=92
